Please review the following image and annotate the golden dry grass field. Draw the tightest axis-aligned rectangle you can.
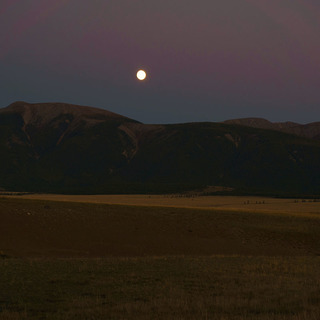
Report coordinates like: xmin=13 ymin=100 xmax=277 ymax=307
xmin=1 ymin=196 xmax=320 ymax=257
xmin=1 ymin=195 xmax=320 ymax=319
xmin=5 ymin=193 xmax=320 ymax=216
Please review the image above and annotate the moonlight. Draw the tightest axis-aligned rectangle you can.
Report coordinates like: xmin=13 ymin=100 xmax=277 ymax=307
xmin=136 ymin=70 xmax=147 ymax=81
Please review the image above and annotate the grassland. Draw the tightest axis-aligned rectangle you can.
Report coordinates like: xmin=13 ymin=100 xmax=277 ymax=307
xmin=1 ymin=196 xmax=320 ymax=319
xmin=5 ymin=193 xmax=320 ymax=215
xmin=1 ymin=196 xmax=320 ymax=257
xmin=1 ymin=256 xmax=320 ymax=320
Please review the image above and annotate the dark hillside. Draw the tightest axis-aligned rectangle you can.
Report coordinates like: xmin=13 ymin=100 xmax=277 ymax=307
xmin=124 ymin=122 xmax=320 ymax=194
xmin=224 ymin=117 xmax=320 ymax=140
xmin=1 ymin=102 xmax=320 ymax=195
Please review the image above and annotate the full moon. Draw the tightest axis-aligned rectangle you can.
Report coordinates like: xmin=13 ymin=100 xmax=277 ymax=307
xmin=136 ymin=70 xmax=147 ymax=81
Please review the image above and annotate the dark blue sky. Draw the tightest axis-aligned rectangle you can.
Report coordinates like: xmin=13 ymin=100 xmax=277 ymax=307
xmin=1 ymin=0 xmax=319 ymax=124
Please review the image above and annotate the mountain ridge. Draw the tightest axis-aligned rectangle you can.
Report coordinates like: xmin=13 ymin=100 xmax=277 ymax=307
xmin=2 ymin=102 xmax=320 ymax=140
xmin=224 ymin=117 xmax=320 ymax=140
xmin=0 ymin=101 xmax=138 ymax=127
xmin=1 ymin=101 xmax=320 ymax=195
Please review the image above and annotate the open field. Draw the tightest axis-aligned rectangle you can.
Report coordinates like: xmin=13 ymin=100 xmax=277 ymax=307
xmin=1 ymin=196 xmax=320 ymax=319
xmin=1 ymin=197 xmax=320 ymax=257
xmin=1 ymin=256 xmax=320 ymax=319
xmin=4 ymin=193 xmax=320 ymax=215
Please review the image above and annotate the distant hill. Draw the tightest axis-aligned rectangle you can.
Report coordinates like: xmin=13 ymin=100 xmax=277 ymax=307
xmin=224 ymin=118 xmax=320 ymax=140
xmin=1 ymin=101 xmax=320 ymax=195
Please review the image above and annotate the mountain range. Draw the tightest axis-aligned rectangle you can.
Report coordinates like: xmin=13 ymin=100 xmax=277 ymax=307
xmin=1 ymin=101 xmax=320 ymax=195
xmin=224 ymin=118 xmax=320 ymax=140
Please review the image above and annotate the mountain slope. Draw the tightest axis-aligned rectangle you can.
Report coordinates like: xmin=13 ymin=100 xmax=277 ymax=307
xmin=1 ymin=102 xmax=320 ymax=195
xmin=224 ymin=118 xmax=320 ymax=140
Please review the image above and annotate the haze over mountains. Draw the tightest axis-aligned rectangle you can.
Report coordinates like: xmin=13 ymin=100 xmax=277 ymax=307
xmin=1 ymin=101 xmax=320 ymax=195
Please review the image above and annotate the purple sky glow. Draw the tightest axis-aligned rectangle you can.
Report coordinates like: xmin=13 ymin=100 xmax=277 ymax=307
xmin=1 ymin=0 xmax=319 ymax=124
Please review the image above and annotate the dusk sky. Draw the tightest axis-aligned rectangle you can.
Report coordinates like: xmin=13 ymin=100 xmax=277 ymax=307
xmin=1 ymin=0 xmax=319 ymax=124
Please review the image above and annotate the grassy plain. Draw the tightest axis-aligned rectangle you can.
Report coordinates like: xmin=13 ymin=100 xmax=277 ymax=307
xmin=1 ymin=256 xmax=320 ymax=320
xmin=1 ymin=195 xmax=320 ymax=319
xmin=6 ymin=193 xmax=320 ymax=215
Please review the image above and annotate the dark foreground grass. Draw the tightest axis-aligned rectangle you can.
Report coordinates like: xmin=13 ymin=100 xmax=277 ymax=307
xmin=1 ymin=198 xmax=320 ymax=319
xmin=1 ymin=256 xmax=320 ymax=320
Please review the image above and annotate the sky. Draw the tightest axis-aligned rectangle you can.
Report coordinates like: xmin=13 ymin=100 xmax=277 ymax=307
xmin=0 ymin=0 xmax=319 ymax=124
